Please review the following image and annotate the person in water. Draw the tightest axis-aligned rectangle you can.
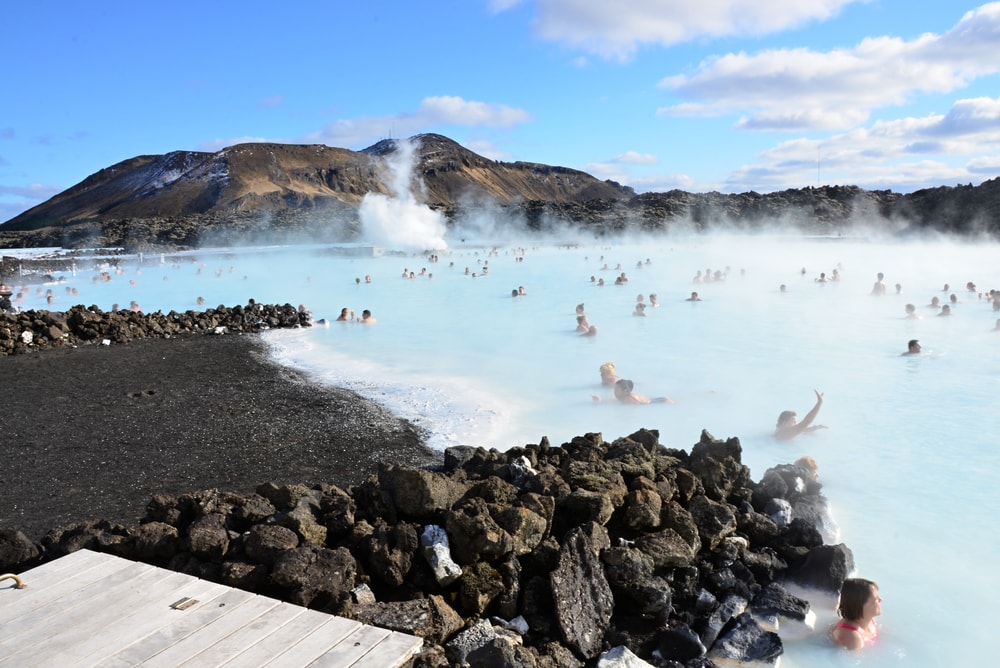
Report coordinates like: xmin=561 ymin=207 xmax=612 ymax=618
xmin=599 ymin=362 xmax=619 ymax=387
xmin=901 ymin=339 xmax=921 ymax=355
xmin=831 ymin=578 xmax=881 ymax=650
xmin=774 ymin=390 xmax=827 ymax=440
xmin=612 ymin=379 xmax=674 ymax=404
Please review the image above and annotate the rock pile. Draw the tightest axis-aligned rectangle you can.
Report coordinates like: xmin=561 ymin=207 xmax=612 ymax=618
xmin=0 ymin=429 xmax=854 ymax=666
xmin=0 ymin=301 xmax=311 ymax=355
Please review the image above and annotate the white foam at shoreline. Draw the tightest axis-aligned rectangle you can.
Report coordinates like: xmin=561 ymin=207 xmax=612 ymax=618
xmin=263 ymin=328 xmax=522 ymax=451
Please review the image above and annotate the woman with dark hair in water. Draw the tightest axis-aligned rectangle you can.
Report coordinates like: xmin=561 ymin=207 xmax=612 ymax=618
xmin=831 ymin=578 xmax=881 ymax=650
xmin=774 ymin=390 xmax=827 ymax=440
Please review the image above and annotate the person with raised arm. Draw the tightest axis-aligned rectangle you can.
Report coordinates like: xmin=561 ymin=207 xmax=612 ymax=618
xmin=774 ymin=390 xmax=827 ymax=440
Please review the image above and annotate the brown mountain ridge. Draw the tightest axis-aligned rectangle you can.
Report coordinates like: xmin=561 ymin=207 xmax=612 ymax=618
xmin=2 ymin=133 xmax=999 ymax=249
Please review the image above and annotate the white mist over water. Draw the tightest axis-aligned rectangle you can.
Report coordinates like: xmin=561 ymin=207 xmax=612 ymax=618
xmin=358 ymin=138 xmax=448 ymax=252
xmin=8 ymin=229 xmax=1000 ymax=667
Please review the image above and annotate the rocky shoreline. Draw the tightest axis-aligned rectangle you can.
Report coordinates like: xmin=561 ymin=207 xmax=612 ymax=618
xmin=0 ymin=305 xmax=855 ymax=666
xmin=0 ymin=300 xmax=312 ymax=354
xmin=1 ymin=427 xmax=852 ymax=667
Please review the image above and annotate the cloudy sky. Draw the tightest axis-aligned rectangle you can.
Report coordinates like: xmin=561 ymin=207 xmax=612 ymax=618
xmin=2 ymin=1 xmax=998 ymax=222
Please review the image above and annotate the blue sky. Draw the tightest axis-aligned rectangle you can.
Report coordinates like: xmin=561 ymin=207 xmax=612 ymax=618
xmin=2 ymin=0 xmax=998 ymax=223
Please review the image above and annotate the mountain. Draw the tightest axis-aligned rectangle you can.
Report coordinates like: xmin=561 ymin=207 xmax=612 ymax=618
xmin=2 ymin=134 xmax=998 ymax=249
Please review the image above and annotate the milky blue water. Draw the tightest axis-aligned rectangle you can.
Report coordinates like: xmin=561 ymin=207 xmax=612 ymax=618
xmin=7 ymin=231 xmax=999 ymax=667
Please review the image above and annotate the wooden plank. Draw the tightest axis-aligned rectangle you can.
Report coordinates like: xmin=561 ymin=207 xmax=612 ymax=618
xmin=0 ymin=550 xmax=424 ymax=667
xmin=43 ymin=570 xmax=235 ymax=667
xmin=13 ymin=570 xmax=200 ymax=668
xmin=264 ymin=621 xmax=389 ymax=667
xmin=98 ymin=587 xmax=258 ymax=668
xmin=135 ymin=593 xmax=284 ymax=667
xmin=346 ymin=631 xmax=425 ymax=668
xmin=0 ymin=561 xmax=165 ymax=658
xmin=0 ymin=550 xmax=136 ymax=625
xmin=304 ymin=624 xmax=391 ymax=667
xmin=220 ymin=611 xmax=361 ymax=667
xmin=11 ymin=548 xmax=109 ymax=585
xmin=171 ymin=601 xmax=307 ymax=667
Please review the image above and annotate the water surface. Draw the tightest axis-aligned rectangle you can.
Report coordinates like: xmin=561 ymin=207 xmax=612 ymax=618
xmin=9 ymin=232 xmax=998 ymax=666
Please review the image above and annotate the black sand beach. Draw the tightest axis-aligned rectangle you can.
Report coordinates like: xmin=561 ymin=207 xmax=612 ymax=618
xmin=0 ymin=334 xmax=440 ymax=540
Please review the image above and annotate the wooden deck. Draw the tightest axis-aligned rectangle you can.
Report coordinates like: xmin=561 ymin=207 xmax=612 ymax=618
xmin=0 ymin=549 xmax=422 ymax=667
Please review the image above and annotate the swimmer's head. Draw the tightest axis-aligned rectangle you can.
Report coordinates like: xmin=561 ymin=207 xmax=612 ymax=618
xmin=837 ymin=578 xmax=879 ymax=621
xmin=614 ymin=379 xmax=634 ymax=398
xmin=776 ymin=410 xmax=797 ymax=428
xmin=599 ymin=362 xmax=616 ymax=376
xmin=794 ymin=456 xmax=819 ymax=478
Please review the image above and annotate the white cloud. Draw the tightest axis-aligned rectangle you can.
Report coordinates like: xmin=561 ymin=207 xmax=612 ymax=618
xmin=659 ymin=3 xmax=1000 ymax=131
xmin=302 ymin=96 xmax=532 ymax=148
xmin=629 ymin=171 xmax=698 ymax=192
xmin=724 ymin=95 xmax=1000 ymax=191
xmin=584 ymin=161 xmax=697 ymax=193
xmin=463 ymin=138 xmax=514 ymax=160
xmin=967 ymin=156 xmax=1000 ymax=173
xmin=488 ymin=0 xmax=526 ymax=12
xmin=510 ymin=0 xmax=860 ymax=60
xmin=582 ymin=161 xmax=625 ymax=180
xmin=928 ymin=96 xmax=1000 ymax=136
xmin=198 ymin=136 xmax=270 ymax=152
xmin=202 ymin=96 xmax=532 ymax=153
xmin=416 ymin=96 xmax=532 ymax=127
xmin=614 ymin=151 xmax=658 ymax=164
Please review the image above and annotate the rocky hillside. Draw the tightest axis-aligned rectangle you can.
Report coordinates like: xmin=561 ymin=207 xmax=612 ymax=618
xmin=2 ymin=133 xmax=998 ymax=249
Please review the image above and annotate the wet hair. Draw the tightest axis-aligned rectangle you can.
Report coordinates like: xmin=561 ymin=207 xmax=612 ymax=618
xmin=776 ymin=410 xmax=796 ymax=428
xmin=794 ymin=456 xmax=819 ymax=477
xmin=837 ymin=578 xmax=877 ymax=621
xmin=614 ymin=379 xmax=635 ymax=395
xmin=908 ymin=339 xmax=919 ymax=349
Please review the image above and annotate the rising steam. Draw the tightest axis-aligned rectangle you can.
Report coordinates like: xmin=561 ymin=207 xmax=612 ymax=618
xmin=358 ymin=138 xmax=448 ymax=252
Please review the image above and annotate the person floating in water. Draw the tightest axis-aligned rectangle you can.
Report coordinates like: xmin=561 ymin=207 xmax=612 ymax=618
xmin=831 ymin=578 xmax=881 ymax=651
xmin=901 ymin=339 xmax=921 ymax=356
xmin=774 ymin=390 xmax=827 ymax=440
xmin=593 ymin=378 xmax=674 ymax=404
